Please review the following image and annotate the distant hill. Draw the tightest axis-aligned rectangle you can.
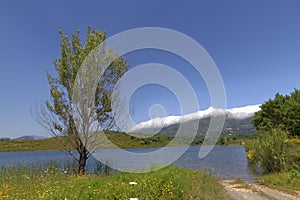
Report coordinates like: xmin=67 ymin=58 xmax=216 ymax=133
xmin=13 ymin=135 xmax=48 ymax=141
xmin=158 ymin=116 xmax=255 ymax=137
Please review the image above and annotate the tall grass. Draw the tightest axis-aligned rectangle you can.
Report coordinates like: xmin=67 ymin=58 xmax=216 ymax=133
xmin=258 ymin=170 xmax=300 ymax=192
xmin=0 ymin=164 xmax=231 ymax=199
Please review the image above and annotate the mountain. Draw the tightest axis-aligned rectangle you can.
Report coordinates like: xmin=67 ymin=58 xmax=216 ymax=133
xmin=13 ymin=135 xmax=48 ymax=140
xmin=129 ymin=105 xmax=261 ymax=136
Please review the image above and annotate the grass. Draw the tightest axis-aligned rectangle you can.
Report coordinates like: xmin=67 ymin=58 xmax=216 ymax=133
xmin=0 ymin=164 xmax=232 ymax=200
xmin=257 ymin=170 xmax=300 ymax=193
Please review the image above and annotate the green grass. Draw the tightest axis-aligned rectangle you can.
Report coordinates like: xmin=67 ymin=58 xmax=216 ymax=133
xmin=257 ymin=170 xmax=300 ymax=192
xmin=0 ymin=164 xmax=231 ymax=200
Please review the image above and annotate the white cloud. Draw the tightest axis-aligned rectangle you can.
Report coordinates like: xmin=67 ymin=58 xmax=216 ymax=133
xmin=226 ymin=104 xmax=261 ymax=119
xmin=128 ymin=104 xmax=261 ymax=134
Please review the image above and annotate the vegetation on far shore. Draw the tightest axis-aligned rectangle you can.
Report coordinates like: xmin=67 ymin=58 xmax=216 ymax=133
xmin=0 ymin=164 xmax=231 ymax=200
xmin=0 ymin=131 xmax=257 ymax=152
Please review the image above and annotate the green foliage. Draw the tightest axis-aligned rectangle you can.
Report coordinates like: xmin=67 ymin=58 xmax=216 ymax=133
xmin=214 ymin=134 xmax=257 ymax=146
xmin=253 ymin=128 xmax=289 ymax=173
xmin=0 ymin=165 xmax=231 ymax=200
xmin=249 ymin=89 xmax=300 ymax=174
xmin=286 ymin=138 xmax=300 ymax=171
xmin=252 ymin=88 xmax=300 ymax=137
xmin=45 ymin=26 xmax=128 ymax=137
xmin=246 ymin=128 xmax=300 ymax=174
xmin=217 ymin=135 xmax=228 ymax=145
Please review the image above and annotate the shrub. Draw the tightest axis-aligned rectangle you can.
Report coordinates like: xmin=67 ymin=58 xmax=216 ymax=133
xmin=251 ymin=128 xmax=289 ymax=174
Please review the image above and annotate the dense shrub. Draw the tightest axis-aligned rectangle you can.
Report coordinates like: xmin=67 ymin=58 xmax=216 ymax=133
xmin=255 ymin=129 xmax=288 ymax=173
xmin=246 ymin=128 xmax=300 ymax=174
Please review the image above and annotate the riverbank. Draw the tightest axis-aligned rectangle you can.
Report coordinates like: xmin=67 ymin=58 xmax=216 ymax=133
xmin=0 ymin=165 xmax=231 ymax=199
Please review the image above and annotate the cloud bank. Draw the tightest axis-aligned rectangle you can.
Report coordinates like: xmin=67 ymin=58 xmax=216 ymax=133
xmin=128 ymin=104 xmax=261 ymax=134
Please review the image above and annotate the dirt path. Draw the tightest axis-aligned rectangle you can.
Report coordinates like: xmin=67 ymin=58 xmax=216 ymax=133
xmin=220 ymin=179 xmax=300 ymax=200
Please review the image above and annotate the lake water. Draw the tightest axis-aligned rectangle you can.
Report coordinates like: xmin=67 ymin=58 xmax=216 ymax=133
xmin=0 ymin=146 xmax=258 ymax=182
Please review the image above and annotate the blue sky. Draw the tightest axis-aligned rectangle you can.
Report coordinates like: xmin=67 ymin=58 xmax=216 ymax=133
xmin=0 ymin=0 xmax=299 ymax=138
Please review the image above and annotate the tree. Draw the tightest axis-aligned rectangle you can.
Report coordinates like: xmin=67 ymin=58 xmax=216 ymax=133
xmin=36 ymin=27 xmax=128 ymax=174
xmin=286 ymin=89 xmax=300 ymax=135
xmin=252 ymin=89 xmax=300 ymax=137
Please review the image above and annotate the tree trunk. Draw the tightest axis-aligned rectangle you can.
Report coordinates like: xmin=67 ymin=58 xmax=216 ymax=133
xmin=78 ymin=149 xmax=88 ymax=175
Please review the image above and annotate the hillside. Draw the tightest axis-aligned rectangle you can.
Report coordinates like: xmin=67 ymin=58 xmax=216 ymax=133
xmin=0 ymin=131 xmax=174 ymax=152
xmin=159 ymin=116 xmax=255 ymax=137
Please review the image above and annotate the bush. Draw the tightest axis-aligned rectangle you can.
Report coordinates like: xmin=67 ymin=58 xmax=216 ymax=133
xmin=250 ymin=128 xmax=289 ymax=174
xmin=218 ymin=136 xmax=228 ymax=145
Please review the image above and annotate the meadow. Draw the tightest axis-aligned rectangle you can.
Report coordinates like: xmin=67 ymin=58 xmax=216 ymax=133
xmin=0 ymin=164 xmax=231 ymax=200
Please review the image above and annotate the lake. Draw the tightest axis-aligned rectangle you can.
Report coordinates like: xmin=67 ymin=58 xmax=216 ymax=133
xmin=0 ymin=146 xmax=258 ymax=182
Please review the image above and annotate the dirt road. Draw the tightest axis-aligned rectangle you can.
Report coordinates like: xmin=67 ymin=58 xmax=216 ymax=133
xmin=221 ymin=179 xmax=300 ymax=200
